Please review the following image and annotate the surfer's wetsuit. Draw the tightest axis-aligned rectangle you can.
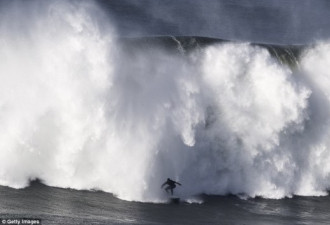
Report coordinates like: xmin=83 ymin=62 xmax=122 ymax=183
xmin=161 ymin=178 xmax=181 ymax=195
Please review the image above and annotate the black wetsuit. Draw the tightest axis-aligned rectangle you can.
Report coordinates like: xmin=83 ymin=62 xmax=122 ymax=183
xmin=161 ymin=179 xmax=181 ymax=195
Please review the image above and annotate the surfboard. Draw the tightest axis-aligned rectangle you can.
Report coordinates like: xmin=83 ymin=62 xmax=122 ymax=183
xmin=169 ymin=197 xmax=180 ymax=204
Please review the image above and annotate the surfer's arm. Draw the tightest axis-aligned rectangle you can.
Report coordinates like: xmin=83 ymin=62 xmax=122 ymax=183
xmin=175 ymin=181 xmax=182 ymax=186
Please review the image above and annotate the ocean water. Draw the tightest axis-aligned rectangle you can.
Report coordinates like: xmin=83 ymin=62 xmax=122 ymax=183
xmin=99 ymin=0 xmax=330 ymax=45
xmin=1 ymin=0 xmax=330 ymax=224
xmin=1 ymin=181 xmax=330 ymax=225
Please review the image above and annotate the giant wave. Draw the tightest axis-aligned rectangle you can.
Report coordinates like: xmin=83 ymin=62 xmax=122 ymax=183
xmin=0 ymin=0 xmax=330 ymax=202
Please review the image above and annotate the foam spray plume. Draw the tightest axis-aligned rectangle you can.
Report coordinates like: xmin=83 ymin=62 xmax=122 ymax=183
xmin=1 ymin=0 xmax=330 ymax=202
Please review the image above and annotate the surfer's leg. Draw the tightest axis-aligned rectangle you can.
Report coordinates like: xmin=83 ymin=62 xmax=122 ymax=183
xmin=170 ymin=184 xmax=175 ymax=195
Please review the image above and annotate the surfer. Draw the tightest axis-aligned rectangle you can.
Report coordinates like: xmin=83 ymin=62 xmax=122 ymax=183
xmin=161 ymin=178 xmax=182 ymax=195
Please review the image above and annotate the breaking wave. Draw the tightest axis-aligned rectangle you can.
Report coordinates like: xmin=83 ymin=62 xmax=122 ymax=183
xmin=1 ymin=0 xmax=330 ymax=202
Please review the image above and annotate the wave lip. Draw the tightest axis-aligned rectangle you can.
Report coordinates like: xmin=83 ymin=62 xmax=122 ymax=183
xmin=98 ymin=0 xmax=330 ymax=45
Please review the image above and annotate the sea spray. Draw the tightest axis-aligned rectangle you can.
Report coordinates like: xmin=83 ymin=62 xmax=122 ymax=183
xmin=0 ymin=0 xmax=114 ymax=189
xmin=1 ymin=0 xmax=330 ymax=202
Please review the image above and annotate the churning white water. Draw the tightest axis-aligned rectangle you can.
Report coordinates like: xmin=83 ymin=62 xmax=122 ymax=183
xmin=0 ymin=0 xmax=330 ymax=202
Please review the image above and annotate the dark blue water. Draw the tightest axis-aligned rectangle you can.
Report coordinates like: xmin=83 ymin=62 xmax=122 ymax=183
xmin=1 ymin=182 xmax=330 ymax=225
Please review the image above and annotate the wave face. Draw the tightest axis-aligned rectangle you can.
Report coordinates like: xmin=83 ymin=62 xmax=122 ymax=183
xmin=98 ymin=0 xmax=330 ymax=45
xmin=1 ymin=0 xmax=330 ymax=202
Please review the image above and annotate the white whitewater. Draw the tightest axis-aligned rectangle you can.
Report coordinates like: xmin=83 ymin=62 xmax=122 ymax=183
xmin=0 ymin=0 xmax=330 ymax=202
